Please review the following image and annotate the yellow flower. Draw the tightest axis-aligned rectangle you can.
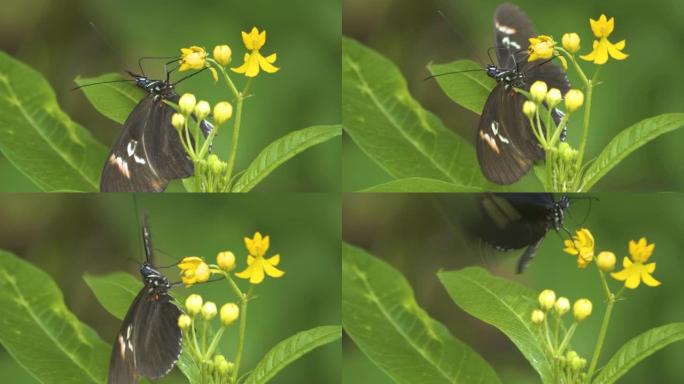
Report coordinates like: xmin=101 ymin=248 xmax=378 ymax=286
xmin=178 ymin=256 xmax=211 ymax=287
xmin=235 ymin=232 xmax=285 ymax=284
xmin=563 ymin=228 xmax=595 ymax=268
xmin=231 ymin=27 xmax=279 ymax=77
xmin=611 ymin=237 xmax=661 ymax=289
xmin=179 ymin=46 xmax=208 ymax=71
xmin=580 ymin=14 xmax=628 ymax=65
xmin=528 ymin=35 xmax=556 ymax=62
xmin=562 ymin=33 xmax=581 ymax=54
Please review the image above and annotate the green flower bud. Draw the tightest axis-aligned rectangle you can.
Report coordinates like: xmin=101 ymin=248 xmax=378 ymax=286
xmin=573 ymin=298 xmax=592 ymax=322
xmin=531 ymin=309 xmax=545 ymax=324
xmin=177 ymin=314 xmax=192 ymax=330
xmin=530 ymin=81 xmax=548 ymax=103
xmin=201 ymin=301 xmax=218 ymax=320
xmin=545 ymin=88 xmax=562 ymax=108
xmin=213 ymin=101 xmax=233 ymax=124
xmin=179 ymin=93 xmax=197 ymax=115
xmin=171 ymin=113 xmax=186 ymax=131
xmin=565 ymin=89 xmax=584 ymax=113
xmin=194 ymin=100 xmax=211 ymax=120
xmin=522 ymin=100 xmax=537 ymax=118
xmin=554 ymin=297 xmax=570 ymax=315
xmin=185 ymin=294 xmax=203 ymax=316
xmin=220 ymin=302 xmax=240 ymax=326
xmin=538 ymin=289 xmax=556 ymax=311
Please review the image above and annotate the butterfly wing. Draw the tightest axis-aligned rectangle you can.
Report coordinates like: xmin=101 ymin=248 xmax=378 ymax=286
xmin=100 ymin=96 xmax=194 ymax=192
xmin=477 ymin=84 xmax=544 ymax=184
xmin=493 ymin=3 xmax=536 ymax=69
xmin=108 ymin=290 xmax=145 ymax=384
xmin=131 ymin=290 xmax=182 ymax=379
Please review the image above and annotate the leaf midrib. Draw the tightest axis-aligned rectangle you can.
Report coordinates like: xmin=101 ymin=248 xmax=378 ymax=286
xmin=344 ymin=52 xmax=456 ymax=183
xmin=1 ymin=79 xmax=98 ymax=189
xmin=5 ymin=272 xmax=101 ymax=383
xmin=350 ymin=260 xmax=459 ymax=383
xmin=446 ymin=271 xmax=551 ymax=379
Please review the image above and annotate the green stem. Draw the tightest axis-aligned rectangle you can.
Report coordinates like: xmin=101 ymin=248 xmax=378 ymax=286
xmin=543 ymin=315 xmax=555 ymax=354
xmin=554 ymin=315 xmax=561 ymax=350
xmin=558 ymin=322 xmax=577 ymax=354
xmin=225 ymin=95 xmax=244 ymax=183
xmin=588 ymin=272 xmax=616 ymax=379
xmin=232 ymin=285 xmax=253 ymax=383
xmin=205 ymin=327 xmax=225 ymax=358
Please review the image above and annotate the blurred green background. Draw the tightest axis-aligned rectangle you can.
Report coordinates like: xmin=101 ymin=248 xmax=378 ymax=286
xmin=0 ymin=0 xmax=340 ymax=192
xmin=0 ymin=193 xmax=341 ymax=383
xmin=342 ymin=193 xmax=684 ymax=383
xmin=343 ymin=0 xmax=684 ymax=191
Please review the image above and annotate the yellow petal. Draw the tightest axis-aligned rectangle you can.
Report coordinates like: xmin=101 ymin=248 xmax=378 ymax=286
xmin=261 ymin=235 xmax=270 ymax=255
xmin=257 ymin=53 xmax=280 ymax=73
xmin=624 ymin=266 xmax=641 ymax=289
xmin=592 ymin=40 xmax=609 ymax=65
xmin=610 ymin=268 xmax=629 ymax=281
xmin=235 ymin=264 xmax=254 ymax=279
xmin=256 ymin=29 xmax=266 ymax=50
xmin=267 ymin=254 xmax=280 ymax=266
xmin=246 ymin=254 xmax=255 ymax=266
xmin=641 ymin=270 xmax=661 ymax=287
xmin=265 ymin=53 xmax=277 ymax=63
xmin=623 ymin=257 xmax=633 ymax=268
xmin=209 ymin=67 xmax=218 ymax=82
xmin=614 ymin=40 xmax=626 ymax=50
xmin=249 ymin=258 xmax=265 ymax=284
xmin=244 ymin=53 xmax=261 ymax=77
xmin=262 ymin=261 xmax=285 ymax=278
xmin=241 ymin=30 xmax=253 ymax=50
xmin=645 ymin=262 xmax=656 ymax=273
xmin=231 ymin=59 xmax=250 ymax=74
xmin=606 ymin=16 xmax=615 ymax=36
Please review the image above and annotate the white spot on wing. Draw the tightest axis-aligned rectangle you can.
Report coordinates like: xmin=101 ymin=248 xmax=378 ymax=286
xmin=501 ymin=36 xmax=521 ymax=50
xmin=118 ymin=335 xmax=126 ymax=359
xmin=495 ymin=21 xmax=516 ymax=35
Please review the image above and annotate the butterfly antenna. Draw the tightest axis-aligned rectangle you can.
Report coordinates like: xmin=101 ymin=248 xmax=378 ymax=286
xmin=423 ymin=68 xmax=487 ymax=81
xmin=71 ymin=78 xmax=136 ymax=91
xmin=173 ymin=66 xmax=209 ymax=86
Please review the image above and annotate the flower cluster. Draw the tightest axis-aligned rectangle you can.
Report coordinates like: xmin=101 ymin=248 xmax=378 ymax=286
xmin=177 ymin=231 xmax=285 ymax=287
xmin=530 ymin=288 xmax=591 ymax=381
xmin=563 ymin=228 xmax=660 ymax=289
xmin=177 ymin=293 xmax=239 ymax=382
xmin=174 ymin=231 xmax=285 ymax=383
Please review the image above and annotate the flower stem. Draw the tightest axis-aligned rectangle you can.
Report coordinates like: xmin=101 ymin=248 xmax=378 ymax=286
xmin=588 ymin=271 xmax=615 ymax=379
xmin=557 ymin=322 xmax=577 ymax=354
xmin=232 ymin=285 xmax=253 ymax=383
xmin=225 ymin=95 xmax=244 ymax=185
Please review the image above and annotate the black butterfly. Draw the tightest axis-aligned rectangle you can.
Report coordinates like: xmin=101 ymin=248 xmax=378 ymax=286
xmin=477 ymin=3 xmax=571 ymax=184
xmin=108 ymin=219 xmax=182 ymax=384
xmin=100 ymin=71 xmax=213 ymax=192
xmin=473 ymin=193 xmax=569 ymax=273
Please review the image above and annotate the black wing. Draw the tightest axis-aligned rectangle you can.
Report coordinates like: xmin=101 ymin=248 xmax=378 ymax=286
xmin=494 ymin=4 xmax=571 ymax=104
xmin=100 ymin=96 xmax=194 ymax=192
xmin=477 ymin=84 xmax=544 ymax=184
xmin=493 ymin=3 xmax=536 ymax=70
xmin=108 ymin=289 xmax=182 ymax=383
xmin=476 ymin=193 xmax=553 ymax=250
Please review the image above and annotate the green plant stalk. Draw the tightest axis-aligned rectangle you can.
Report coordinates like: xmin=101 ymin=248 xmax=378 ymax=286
xmin=205 ymin=326 xmax=226 ymax=359
xmin=232 ymin=285 xmax=254 ymax=383
xmin=554 ymin=315 xmax=561 ymax=350
xmin=588 ymin=272 xmax=615 ymax=378
xmin=544 ymin=315 xmax=555 ymax=354
xmin=557 ymin=322 xmax=577 ymax=354
xmin=225 ymin=96 xmax=244 ymax=184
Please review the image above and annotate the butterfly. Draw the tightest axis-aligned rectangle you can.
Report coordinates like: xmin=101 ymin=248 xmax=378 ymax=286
xmin=476 ymin=3 xmax=571 ymax=184
xmin=473 ymin=193 xmax=569 ymax=273
xmin=100 ymin=71 xmax=213 ymax=192
xmin=108 ymin=218 xmax=182 ymax=383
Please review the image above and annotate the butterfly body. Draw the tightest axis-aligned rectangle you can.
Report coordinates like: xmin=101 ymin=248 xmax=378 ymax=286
xmin=108 ymin=221 xmax=182 ymax=384
xmin=476 ymin=3 xmax=571 ymax=184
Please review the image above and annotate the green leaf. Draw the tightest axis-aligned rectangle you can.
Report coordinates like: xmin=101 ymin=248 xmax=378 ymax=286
xmin=232 ymin=124 xmax=341 ymax=192
xmin=0 ymin=249 xmax=108 ymax=384
xmin=438 ymin=267 xmax=553 ymax=383
xmin=343 ymin=244 xmax=501 ymax=384
xmin=593 ymin=322 xmax=684 ymax=384
xmin=0 ymin=51 xmax=108 ymax=191
xmin=362 ymin=177 xmax=483 ymax=192
xmin=83 ymin=272 xmax=142 ymax=319
xmin=427 ymin=60 xmax=494 ymax=114
xmin=244 ymin=325 xmax=341 ymax=384
xmin=580 ymin=113 xmax=684 ymax=191
xmin=342 ymin=38 xmax=490 ymax=189
xmin=75 ymin=73 xmax=145 ymax=124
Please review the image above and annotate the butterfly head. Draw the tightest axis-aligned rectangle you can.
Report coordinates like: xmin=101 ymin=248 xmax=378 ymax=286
xmin=485 ymin=64 xmax=499 ymax=79
xmin=140 ymin=263 xmax=170 ymax=289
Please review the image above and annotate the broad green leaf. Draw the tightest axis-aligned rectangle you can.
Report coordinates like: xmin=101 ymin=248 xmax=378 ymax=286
xmin=438 ymin=267 xmax=553 ymax=383
xmin=593 ymin=322 xmax=684 ymax=384
xmin=0 ymin=51 xmax=108 ymax=191
xmin=244 ymin=325 xmax=342 ymax=384
xmin=580 ymin=113 xmax=684 ymax=191
xmin=343 ymin=244 xmax=501 ymax=384
xmin=362 ymin=177 xmax=483 ymax=192
xmin=342 ymin=38 xmax=490 ymax=189
xmin=75 ymin=73 xmax=145 ymax=125
xmin=232 ymin=124 xmax=341 ymax=192
xmin=427 ymin=60 xmax=494 ymax=114
xmin=0 ymin=249 xmax=109 ymax=384
xmin=83 ymin=272 xmax=142 ymax=319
